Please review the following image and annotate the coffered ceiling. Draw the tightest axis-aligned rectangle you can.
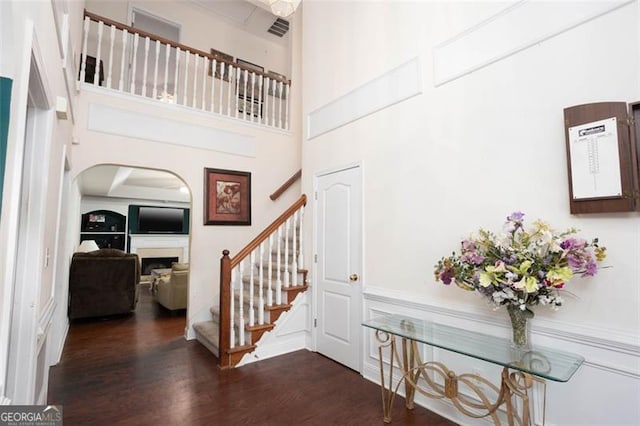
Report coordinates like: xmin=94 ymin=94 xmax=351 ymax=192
xmin=78 ymin=165 xmax=190 ymax=203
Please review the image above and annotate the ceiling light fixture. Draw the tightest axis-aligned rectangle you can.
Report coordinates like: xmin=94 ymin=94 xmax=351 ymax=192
xmin=269 ymin=0 xmax=301 ymax=18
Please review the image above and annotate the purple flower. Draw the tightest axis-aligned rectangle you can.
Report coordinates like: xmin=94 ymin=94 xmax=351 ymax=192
xmin=439 ymin=269 xmax=453 ymax=285
xmin=583 ymin=258 xmax=598 ymax=276
xmin=561 ymin=238 xmax=586 ymax=250
xmin=567 ymin=254 xmax=583 ymax=271
xmin=507 ymin=211 xmax=525 ymax=222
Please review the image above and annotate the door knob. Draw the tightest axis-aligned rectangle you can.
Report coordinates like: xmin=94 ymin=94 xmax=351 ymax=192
xmin=349 ymin=273 xmax=359 ymax=282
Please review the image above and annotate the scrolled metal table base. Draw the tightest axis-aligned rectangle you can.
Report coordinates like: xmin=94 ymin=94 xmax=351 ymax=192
xmin=375 ymin=331 xmax=542 ymax=425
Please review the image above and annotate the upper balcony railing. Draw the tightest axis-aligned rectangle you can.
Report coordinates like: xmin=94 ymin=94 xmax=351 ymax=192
xmin=80 ymin=10 xmax=291 ymax=130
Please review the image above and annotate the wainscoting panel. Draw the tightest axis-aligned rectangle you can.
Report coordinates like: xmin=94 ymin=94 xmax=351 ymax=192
xmin=362 ymin=287 xmax=640 ymax=425
xmin=88 ymin=103 xmax=256 ymax=157
xmin=432 ymin=0 xmax=633 ymax=86
xmin=307 ymin=57 xmax=422 ymax=140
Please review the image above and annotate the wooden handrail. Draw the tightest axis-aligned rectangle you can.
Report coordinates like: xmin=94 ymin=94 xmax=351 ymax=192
xmin=269 ymin=170 xmax=301 ymax=201
xmin=230 ymin=194 xmax=306 ymax=268
xmin=83 ymin=9 xmax=291 ymax=84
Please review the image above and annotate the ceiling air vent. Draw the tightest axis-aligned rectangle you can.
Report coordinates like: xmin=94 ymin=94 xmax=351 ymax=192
xmin=268 ymin=18 xmax=289 ymax=37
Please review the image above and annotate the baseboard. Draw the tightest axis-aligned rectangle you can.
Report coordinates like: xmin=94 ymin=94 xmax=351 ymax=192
xmin=53 ymin=320 xmax=69 ymax=365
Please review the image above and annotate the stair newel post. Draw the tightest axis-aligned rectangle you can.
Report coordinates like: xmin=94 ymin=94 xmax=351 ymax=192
xmin=291 ymin=211 xmax=298 ymax=286
xmin=258 ymin=242 xmax=265 ymax=325
xmin=267 ymin=234 xmax=273 ymax=307
xmin=249 ymin=251 xmax=255 ymax=327
xmin=276 ymin=225 xmax=282 ymax=305
xmin=219 ymin=250 xmax=232 ymax=368
xmin=284 ymin=217 xmax=290 ymax=288
xmin=230 ymin=266 xmax=236 ymax=348
xmin=298 ymin=205 xmax=304 ymax=269
xmin=238 ymin=260 xmax=245 ymax=346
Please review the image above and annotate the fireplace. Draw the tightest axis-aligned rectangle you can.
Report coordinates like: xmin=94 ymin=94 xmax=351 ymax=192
xmin=141 ymin=256 xmax=179 ymax=275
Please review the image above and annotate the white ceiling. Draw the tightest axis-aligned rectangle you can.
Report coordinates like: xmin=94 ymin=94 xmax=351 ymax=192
xmin=190 ymin=0 xmax=291 ymax=45
xmin=78 ymin=165 xmax=190 ymax=203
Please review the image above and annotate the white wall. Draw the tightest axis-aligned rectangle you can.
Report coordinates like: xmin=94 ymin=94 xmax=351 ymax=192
xmin=0 ymin=0 xmax=81 ymax=404
xmin=302 ymin=1 xmax=639 ymax=424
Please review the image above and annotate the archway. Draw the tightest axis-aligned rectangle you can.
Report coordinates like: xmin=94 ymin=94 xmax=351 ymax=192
xmin=71 ymin=164 xmax=192 ymax=327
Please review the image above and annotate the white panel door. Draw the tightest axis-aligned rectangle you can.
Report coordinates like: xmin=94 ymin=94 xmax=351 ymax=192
xmin=315 ymin=165 xmax=362 ymax=371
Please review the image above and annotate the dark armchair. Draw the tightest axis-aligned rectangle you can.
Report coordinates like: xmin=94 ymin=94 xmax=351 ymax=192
xmin=68 ymin=248 xmax=140 ymax=320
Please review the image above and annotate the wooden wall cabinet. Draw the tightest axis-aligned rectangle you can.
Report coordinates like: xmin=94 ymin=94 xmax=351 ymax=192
xmin=563 ymin=102 xmax=640 ymax=214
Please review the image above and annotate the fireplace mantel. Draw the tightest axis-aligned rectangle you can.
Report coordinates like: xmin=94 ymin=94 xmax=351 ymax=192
xmin=129 ymin=234 xmax=190 ymax=264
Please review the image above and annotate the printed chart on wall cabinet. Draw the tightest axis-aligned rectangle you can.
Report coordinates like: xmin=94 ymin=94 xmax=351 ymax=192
xmin=568 ymin=117 xmax=622 ymax=199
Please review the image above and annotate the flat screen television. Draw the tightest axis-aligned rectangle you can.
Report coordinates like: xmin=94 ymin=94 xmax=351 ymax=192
xmin=137 ymin=206 xmax=184 ymax=233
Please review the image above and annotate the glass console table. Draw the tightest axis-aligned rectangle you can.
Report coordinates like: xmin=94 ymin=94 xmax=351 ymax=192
xmin=362 ymin=314 xmax=584 ymax=425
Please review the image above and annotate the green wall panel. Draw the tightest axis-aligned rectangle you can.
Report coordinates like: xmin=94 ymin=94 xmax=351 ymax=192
xmin=0 ymin=77 xmax=12 ymax=214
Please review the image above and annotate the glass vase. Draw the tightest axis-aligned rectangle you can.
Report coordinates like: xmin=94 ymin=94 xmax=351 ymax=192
xmin=506 ymin=305 xmax=534 ymax=350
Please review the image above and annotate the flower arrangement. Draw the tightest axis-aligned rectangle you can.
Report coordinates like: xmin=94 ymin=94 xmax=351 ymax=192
xmin=434 ymin=212 xmax=606 ymax=312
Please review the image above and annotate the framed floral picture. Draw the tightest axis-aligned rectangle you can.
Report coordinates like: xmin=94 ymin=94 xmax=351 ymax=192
xmin=204 ymin=168 xmax=251 ymax=225
xmin=209 ymin=48 xmax=234 ymax=81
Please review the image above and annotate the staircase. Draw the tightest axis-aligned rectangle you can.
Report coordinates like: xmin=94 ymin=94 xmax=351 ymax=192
xmin=194 ymin=195 xmax=308 ymax=368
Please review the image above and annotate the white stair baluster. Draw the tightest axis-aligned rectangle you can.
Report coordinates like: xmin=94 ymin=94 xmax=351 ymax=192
xmin=258 ymin=242 xmax=264 ymax=325
xmin=192 ymin=54 xmax=199 ymax=107
xmin=284 ymin=217 xmax=290 ymax=288
xmin=118 ymin=29 xmax=127 ymax=92
xmin=271 ymin=78 xmax=277 ymax=127
xmin=80 ymin=17 xmax=89 ymax=85
xmin=277 ymin=81 xmax=284 ymax=128
xmin=249 ymin=251 xmax=255 ymax=327
xmin=250 ymin=72 xmax=256 ymax=122
xmin=230 ymin=266 xmax=236 ymax=348
xmin=228 ymin=66 xmax=235 ymax=116
xmin=106 ymin=24 xmax=115 ymax=89
xmin=201 ymin=57 xmax=208 ymax=110
xmin=152 ymin=39 xmax=160 ymax=99
xmin=291 ymin=211 xmax=298 ymax=286
xmin=94 ymin=21 xmax=104 ymax=86
xmin=238 ymin=261 xmax=245 ymax=346
xmin=298 ymin=205 xmax=305 ymax=269
xmin=209 ymin=59 xmax=216 ymax=112
xmin=163 ymin=42 xmax=170 ymax=101
xmin=218 ymin=62 xmax=225 ymax=114
xmin=267 ymin=234 xmax=273 ymax=307
xmin=276 ymin=225 xmax=282 ymax=305
xmin=263 ymin=77 xmax=270 ymax=126
xmin=234 ymin=67 xmax=241 ymax=119
xmin=182 ymin=50 xmax=189 ymax=105
xmin=256 ymin=74 xmax=263 ymax=124
xmin=130 ymin=33 xmax=139 ymax=94
xmin=242 ymin=69 xmax=248 ymax=120
xmin=141 ymin=36 xmax=150 ymax=96
xmin=284 ymin=83 xmax=290 ymax=130
xmin=174 ymin=47 xmax=180 ymax=103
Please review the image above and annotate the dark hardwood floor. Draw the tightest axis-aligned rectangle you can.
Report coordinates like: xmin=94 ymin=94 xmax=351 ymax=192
xmin=48 ymin=286 xmax=457 ymax=425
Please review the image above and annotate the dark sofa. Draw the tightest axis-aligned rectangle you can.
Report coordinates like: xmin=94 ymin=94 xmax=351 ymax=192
xmin=68 ymin=248 xmax=140 ymax=320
